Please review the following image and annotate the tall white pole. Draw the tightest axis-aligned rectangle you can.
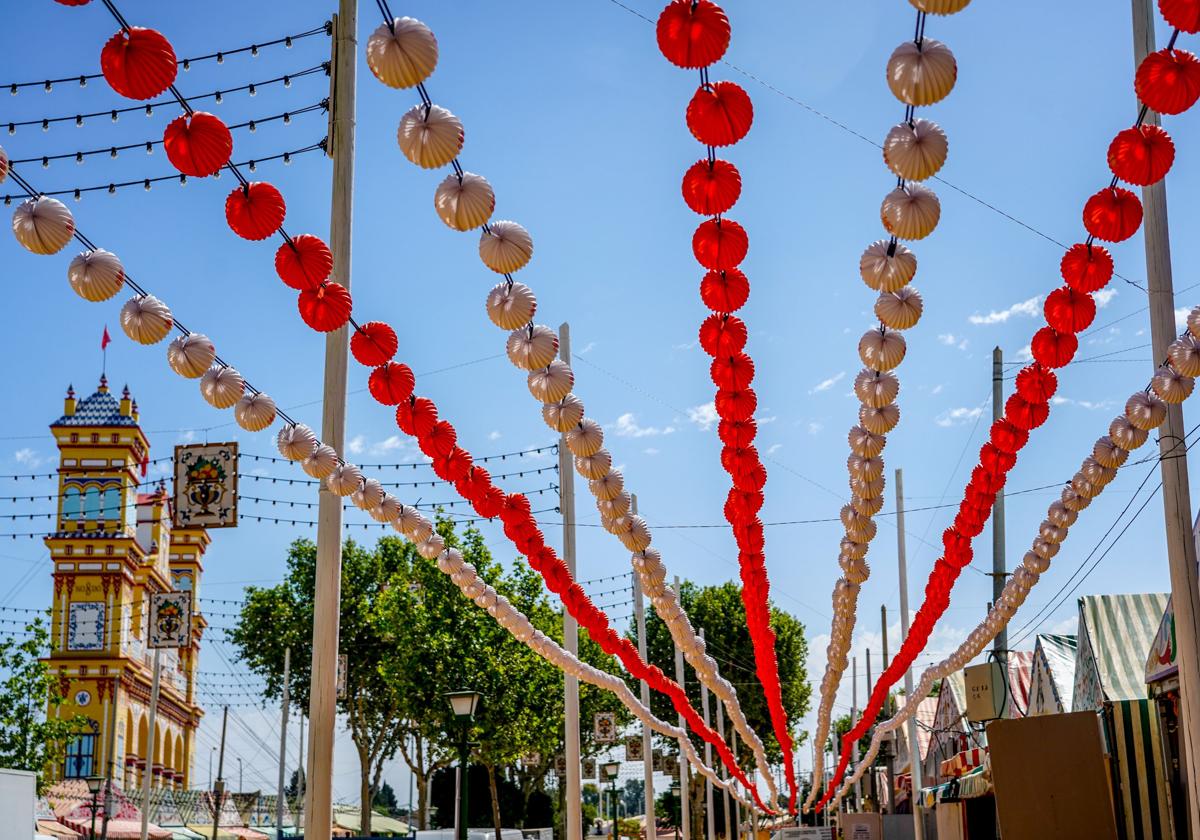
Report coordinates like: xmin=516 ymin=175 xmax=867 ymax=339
xmin=631 ymin=496 xmax=656 ymax=833
xmin=699 ymin=630 xmax=715 ymax=840
xmin=297 ymin=714 xmax=305 ymax=834
xmin=895 ymin=470 xmax=924 ymax=840
xmin=673 ymin=577 xmax=690 ymax=840
xmin=139 ymin=648 xmax=161 ymax=840
xmin=559 ymin=323 xmax=582 ymax=840
xmin=851 ymin=656 xmax=860 ymax=811
xmin=276 ymin=648 xmax=291 ymax=833
xmin=716 ymin=700 xmax=731 ymax=840
xmin=731 ymin=730 xmax=740 ymax=840
xmin=306 ymin=5 xmax=356 ymax=839
xmin=1130 ymin=4 xmax=1200 ymax=838
xmin=991 ymin=348 xmax=1008 ymax=667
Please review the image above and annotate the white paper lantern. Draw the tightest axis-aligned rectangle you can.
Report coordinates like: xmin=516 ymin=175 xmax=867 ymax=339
xmin=352 ymin=478 xmax=385 ymax=512
xmin=853 ymin=368 xmax=900 ymax=408
xmin=1188 ymin=306 xmax=1200 ymax=341
xmin=373 ymin=495 xmax=403 ymax=523
xmin=1152 ymin=365 xmax=1194 ymax=404
xmin=839 ymin=555 xmax=870 ymax=585
xmin=886 ymin=39 xmax=957 ymax=106
xmin=527 ymin=360 xmax=574 ymax=403
xmin=589 ymin=469 xmax=625 ymax=501
xmin=883 ymin=118 xmax=948 ymax=181
xmin=434 ymin=172 xmax=494 ymax=231
xmin=1125 ymin=391 xmax=1167 ymax=431
xmin=615 ymin=515 xmax=652 ymax=552
xmin=909 ymin=0 xmax=971 ymax=13
xmin=881 ymin=183 xmax=941 ymax=240
xmin=848 ymin=425 xmax=887 ymax=459
xmin=858 ymin=239 xmax=917 ymax=292
xmin=598 ymin=492 xmax=631 ymax=521
xmin=1168 ymin=335 xmax=1200 ymax=377
xmin=418 ymin=533 xmax=447 ymax=560
xmin=277 ymin=423 xmax=318 ymax=461
xmin=1039 ymin=521 xmax=1067 ymax=545
xmin=302 ymin=444 xmax=339 ymax=479
xmin=566 ymin=418 xmax=604 ymax=457
xmin=410 ymin=516 xmax=435 ymax=545
xmin=875 ymin=286 xmax=924 ymax=330
xmin=486 ymin=281 xmax=537 ymax=330
xmin=367 ymin=17 xmax=438 ymax=89
xmin=1061 ymin=486 xmax=1092 ymax=512
xmin=1046 ymin=501 xmax=1077 ymax=529
xmin=859 ymin=402 xmax=901 ymax=435
xmin=850 ymin=474 xmax=885 ymax=500
xmin=397 ymin=103 xmax=462 ymax=169
xmin=167 ymin=333 xmax=216 ymax=379
xmin=199 ymin=365 xmax=245 ymax=409
xmin=1109 ymin=415 xmax=1149 ymax=451
xmin=575 ymin=449 xmax=612 ymax=480
xmin=12 ymin=196 xmax=75 ymax=255
xmin=858 ymin=328 xmax=907 ymax=372
xmin=119 ymin=294 xmax=173 ymax=345
xmin=840 ymin=537 xmax=868 ymax=561
xmin=1092 ymin=436 xmax=1129 ymax=470
xmin=847 ymin=454 xmax=884 ymax=483
xmin=67 ymin=249 xmax=124 ymax=302
xmin=543 ymin=394 xmax=585 ymax=432
xmin=506 ymin=324 xmax=558 ymax=370
xmin=234 ymin=392 xmax=276 ymax=432
xmin=1080 ymin=457 xmax=1116 ymax=487
xmin=852 ymin=492 xmax=885 ymax=517
xmin=479 ymin=220 xmax=533 ymax=274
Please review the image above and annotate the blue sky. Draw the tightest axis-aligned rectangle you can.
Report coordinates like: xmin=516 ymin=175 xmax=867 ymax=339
xmin=3 ymin=0 xmax=1200 ymax=806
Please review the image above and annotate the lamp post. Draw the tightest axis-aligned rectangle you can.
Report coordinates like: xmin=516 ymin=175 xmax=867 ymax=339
xmin=86 ymin=775 xmax=105 ymax=840
xmin=669 ymin=780 xmax=681 ymax=840
xmin=601 ymin=762 xmax=620 ymax=840
xmin=445 ymin=690 xmax=482 ymax=840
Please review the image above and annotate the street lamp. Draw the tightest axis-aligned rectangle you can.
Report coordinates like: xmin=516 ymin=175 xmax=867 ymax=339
xmin=601 ymin=762 xmax=620 ymax=840
xmin=445 ymin=690 xmax=482 ymax=840
xmin=669 ymin=780 xmax=681 ymax=840
xmin=86 ymin=775 xmax=105 ymax=840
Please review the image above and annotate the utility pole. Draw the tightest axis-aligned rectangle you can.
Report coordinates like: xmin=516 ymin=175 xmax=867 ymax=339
xmin=212 ymin=706 xmax=229 ymax=840
xmin=297 ymin=714 xmax=306 ymax=834
xmin=673 ymin=577 xmax=690 ymax=840
xmin=731 ymin=729 xmax=741 ymax=840
xmin=895 ymin=469 xmax=924 ymax=840
xmin=717 ymin=699 xmax=731 ymax=840
xmin=991 ymin=347 xmax=1008 ymax=665
xmin=276 ymin=648 xmax=291 ymax=834
xmin=139 ymin=648 xmax=162 ymax=840
xmin=1131 ymin=4 xmax=1200 ymax=837
xmin=101 ymin=681 xmax=118 ymax=840
xmin=851 ymin=656 xmax=859 ymax=811
xmin=631 ymin=495 xmax=655 ymax=833
xmin=559 ymin=322 xmax=582 ymax=840
xmin=881 ymin=606 xmax=894 ymax=815
xmin=700 ymin=630 xmax=715 ymax=840
xmin=866 ymin=650 xmax=875 ymax=811
xmin=307 ymin=4 xmax=356 ymax=838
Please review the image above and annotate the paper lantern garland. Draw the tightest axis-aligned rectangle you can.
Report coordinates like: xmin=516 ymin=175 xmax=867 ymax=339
xmin=166 ymin=333 xmax=216 ymax=379
xmin=225 ymin=182 xmax=287 ymax=241
xmin=162 ymin=112 xmax=233 ymax=178
xmin=656 ymin=0 xmax=731 ymax=68
xmin=1135 ymin=48 xmax=1200 ymax=115
xmin=479 ymin=220 xmax=534 ymax=274
xmin=885 ymin=39 xmax=957 ymax=107
xmin=298 ymin=282 xmax=352 ymax=332
xmin=398 ymin=104 xmax=464 ymax=170
xmin=100 ymin=27 xmax=177 ymax=101
xmin=350 ymin=321 xmax=399 ymax=367
xmin=199 ymin=365 xmax=245 ymax=409
xmin=67 ymin=249 xmax=125 ymax=302
xmin=434 ymin=172 xmax=495 ymax=231
xmin=12 ymin=196 xmax=75 ymax=255
xmin=275 ymin=235 xmax=333 ymax=291
xmin=119 ymin=294 xmax=173 ymax=345
xmin=366 ymin=17 xmax=439 ymax=89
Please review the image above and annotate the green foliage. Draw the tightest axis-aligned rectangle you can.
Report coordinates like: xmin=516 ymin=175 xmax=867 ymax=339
xmin=0 ymin=618 xmax=85 ymax=791
xmin=374 ymin=779 xmax=399 ymax=815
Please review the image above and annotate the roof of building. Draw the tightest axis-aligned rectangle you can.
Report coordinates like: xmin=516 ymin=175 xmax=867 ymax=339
xmin=52 ymin=378 xmax=139 ymax=428
xmin=1078 ymin=592 xmax=1168 ymax=702
xmin=1035 ymin=633 xmax=1078 ymax=711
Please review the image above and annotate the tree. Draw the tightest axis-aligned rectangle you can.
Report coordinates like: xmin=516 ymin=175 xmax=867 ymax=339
xmin=284 ymin=768 xmax=305 ymax=799
xmin=0 ymin=618 xmax=85 ymax=791
xmin=620 ymin=779 xmax=644 ymax=816
xmin=632 ymin=581 xmax=811 ymax=839
xmin=374 ymin=779 xmax=399 ymax=815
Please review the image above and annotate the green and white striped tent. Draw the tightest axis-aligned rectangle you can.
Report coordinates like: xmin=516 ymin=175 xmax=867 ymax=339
xmin=1029 ymin=633 xmax=1077 ymax=716
xmin=1072 ymin=593 xmax=1172 ymax=840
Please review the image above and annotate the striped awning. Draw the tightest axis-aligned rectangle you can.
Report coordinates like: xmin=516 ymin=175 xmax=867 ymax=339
xmin=1106 ymin=699 xmax=1173 ymax=840
xmin=919 ymin=765 xmax=989 ymax=808
xmin=1075 ymin=593 xmax=1168 ymax=707
xmin=939 ymin=748 xmax=986 ymax=779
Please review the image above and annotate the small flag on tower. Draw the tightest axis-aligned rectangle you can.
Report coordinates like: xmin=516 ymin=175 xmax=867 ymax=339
xmin=101 ymin=325 xmax=111 ymax=350
xmin=141 ymin=452 xmax=149 ymax=478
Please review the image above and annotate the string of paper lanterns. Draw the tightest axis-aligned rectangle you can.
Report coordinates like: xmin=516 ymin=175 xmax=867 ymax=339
xmin=830 ymin=310 xmax=1200 ymax=803
xmin=815 ymin=4 xmax=1200 ymax=809
xmin=366 ymin=9 xmax=779 ymax=806
xmin=654 ymin=0 xmax=797 ymax=809
xmin=805 ymin=0 xmax=963 ymax=811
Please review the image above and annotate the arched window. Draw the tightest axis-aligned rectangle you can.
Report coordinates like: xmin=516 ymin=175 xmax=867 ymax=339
xmin=62 ymin=487 xmax=81 ymax=520
xmin=101 ymin=487 xmax=119 ymax=521
xmin=82 ymin=487 xmax=100 ymax=521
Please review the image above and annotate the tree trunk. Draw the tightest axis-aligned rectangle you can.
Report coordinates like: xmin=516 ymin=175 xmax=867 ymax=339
xmin=360 ymin=756 xmax=373 ymax=835
xmin=487 ymin=763 xmax=503 ymax=840
xmin=417 ymin=775 xmax=430 ymax=830
xmin=689 ymin=775 xmax=704 ymax=840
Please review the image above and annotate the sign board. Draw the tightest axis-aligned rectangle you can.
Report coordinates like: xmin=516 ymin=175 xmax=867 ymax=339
xmin=582 ymin=758 xmax=596 ymax=780
xmin=174 ymin=442 xmax=239 ymax=529
xmin=664 ymin=757 xmax=679 ymax=779
xmin=773 ymin=830 xmax=831 ymax=840
xmin=594 ymin=712 xmax=616 ymax=742
xmin=554 ymin=755 xmax=567 ymax=777
xmin=964 ymin=661 xmax=1005 ymax=722
xmin=651 ymin=750 xmax=664 ymax=772
xmin=625 ymin=735 xmax=644 ymax=762
xmin=1145 ymin=595 xmax=1177 ymax=685
xmin=336 ymin=654 xmax=348 ymax=699
xmin=148 ymin=591 xmax=193 ymax=649
xmin=841 ymin=813 xmax=882 ymax=840
xmin=523 ymin=753 xmax=541 ymax=767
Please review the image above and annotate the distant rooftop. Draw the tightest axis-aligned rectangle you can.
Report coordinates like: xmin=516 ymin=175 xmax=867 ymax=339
xmin=52 ymin=376 xmax=139 ymax=428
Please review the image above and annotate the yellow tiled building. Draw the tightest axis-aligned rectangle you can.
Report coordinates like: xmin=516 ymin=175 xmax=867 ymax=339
xmin=42 ymin=376 xmax=207 ymax=791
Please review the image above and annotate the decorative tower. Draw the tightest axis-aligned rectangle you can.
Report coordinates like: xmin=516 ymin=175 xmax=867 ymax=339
xmin=43 ymin=377 xmax=206 ymax=792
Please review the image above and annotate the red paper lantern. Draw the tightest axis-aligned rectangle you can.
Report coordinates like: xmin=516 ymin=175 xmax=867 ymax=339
xmin=455 ymin=467 xmax=490 ymax=501
xmin=699 ymin=314 xmax=748 ymax=356
xmin=226 ymin=182 xmax=286 ymax=241
xmin=721 ymin=444 xmax=758 ymax=476
xmin=1135 ymin=48 xmax=1200 ymax=115
xmin=735 ymin=521 xmax=765 ymax=553
xmin=963 ymin=485 xmax=995 ymax=513
xmin=351 ymin=321 xmax=399 ymax=367
xmin=433 ymin=447 xmax=473 ymax=482
xmin=1083 ymin=187 xmax=1142 ymax=243
xmin=1015 ymin=364 xmax=1058 ymax=405
xmin=942 ymin=527 xmax=969 ymax=557
xmin=700 ymin=268 xmax=750 ymax=313
xmin=55 ymin=0 xmax=92 ymax=5
xmin=733 ymin=462 xmax=767 ymax=492
xmin=954 ymin=510 xmax=985 ymax=538
xmin=970 ymin=465 xmax=1007 ymax=494
xmin=718 ymin=417 xmax=757 ymax=447
xmin=501 ymin=493 xmax=533 ymax=523
xmin=298 ymin=282 xmax=352 ymax=332
xmin=979 ymin=442 xmax=1017 ymax=475
xmin=727 ymin=487 xmax=764 ymax=518
xmin=1004 ymin=394 xmax=1048 ymax=431
xmin=990 ymin=419 xmax=1029 ymax=454
xmin=100 ymin=27 xmax=177 ymax=100
xmin=682 ymin=159 xmax=742 ymax=215
xmin=711 ymin=352 xmax=755 ymax=389
xmin=1160 ymin=0 xmax=1200 ymax=33
xmin=162 ymin=112 xmax=231 ymax=177
xmin=420 ymin=420 xmax=458 ymax=459
xmin=1060 ymin=243 xmax=1114 ymax=293
xmin=1044 ymin=286 xmax=1096 ymax=334
xmin=275 ymin=235 xmax=332 ymax=290
xmin=656 ymin=0 xmax=731 ymax=68
xmin=368 ymin=362 xmax=416 ymax=405
xmin=686 ymin=81 xmax=753 ymax=147
xmin=1031 ymin=326 xmax=1078 ymax=368
xmin=396 ymin=396 xmax=438 ymax=437
xmin=693 ymin=219 xmax=749 ymax=270
xmin=472 ymin=486 xmax=505 ymax=519
xmin=1107 ymin=124 xmax=1175 ymax=186
xmin=715 ymin=387 xmax=757 ymax=421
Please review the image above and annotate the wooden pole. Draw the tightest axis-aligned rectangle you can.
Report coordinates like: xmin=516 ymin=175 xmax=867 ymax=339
xmin=991 ymin=347 xmax=1008 ymax=665
xmin=851 ymin=656 xmax=859 ymax=810
xmin=558 ymin=322 xmax=582 ymax=840
xmin=297 ymin=714 xmax=305 ymax=834
xmin=307 ymin=4 xmax=356 ymax=838
xmin=100 ymin=679 xmax=118 ymax=840
xmin=1131 ymin=4 xmax=1200 ymax=837
xmin=631 ymin=495 xmax=656 ymax=834
xmin=139 ymin=649 xmax=161 ymax=840
xmin=895 ymin=469 xmax=923 ymax=840
xmin=700 ymin=629 xmax=715 ymax=840
xmin=276 ymin=648 xmax=291 ymax=834
xmin=212 ymin=707 xmax=229 ymax=840
xmin=673 ymin=577 xmax=690 ymax=840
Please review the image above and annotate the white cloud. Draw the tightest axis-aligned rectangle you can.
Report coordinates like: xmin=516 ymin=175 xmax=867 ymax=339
xmin=969 ymin=296 xmax=1042 ymax=325
xmin=936 ymin=406 xmax=984 ymax=427
xmin=177 ymin=430 xmax=196 ymax=444
xmin=1094 ymin=288 xmax=1118 ymax=308
xmin=14 ymin=448 xmax=42 ymax=467
xmin=938 ymin=333 xmax=969 ymax=351
xmin=577 ymin=341 xmax=597 ymax=356
xmin=1177 ymin=308 xmax=1191 ymax=330
xmin=807 ymin=421 xmax=824 ymax=436
xmin=767 ymin=443 xmax=783 ymax=455
xmin=1014 ymin=344 xmax=1033 ymax=362
xmin=673 ymin=340 xmax=698 ymax=352
xmin=1051 ymin=396 xmax=1115 ymax=411
xmin=686 ymin=402 xmax=719 ymax=431
xmin=613 ymin=413 xmax=676 ymax=438
xmin=370 ymin=435 xmax=407 ymax=455
xmin=643 ymin=447 xmax=660 ymax=456
xmin=756 ymin=414 xmax=778 ymax=425
xmin=347 ymin=434 xmax=366 ymax=455
xmin=931 ymin=384 xmax=944 ymax=395
xmin=488 ymin=430 xmax=502 ymax=441
xmin=809 ymin=371 xmax=845 ymax=394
